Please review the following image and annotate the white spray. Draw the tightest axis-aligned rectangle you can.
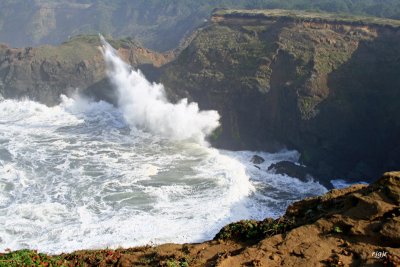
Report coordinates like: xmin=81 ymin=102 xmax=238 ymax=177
xmin=100 ymin=36 xmax=220 ymax=144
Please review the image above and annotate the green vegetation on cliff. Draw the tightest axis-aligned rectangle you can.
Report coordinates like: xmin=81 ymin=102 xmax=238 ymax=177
xmin=0 ymin=34 xmax=170 ymax=105
xmin=214 ymin=9 xmax=400 ymax=27
xmin=1 ymin=0 xmax=400 ymax=51
xmin=1 ymin=172 xmax=399 ymax=266
xmin=1 ymin=8 xmax=398 ymax=183
xmin=161 ymin=9 xmax=400 ymax=183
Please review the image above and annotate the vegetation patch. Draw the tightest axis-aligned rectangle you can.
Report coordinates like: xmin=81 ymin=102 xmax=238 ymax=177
xmin=214 ymin=218 xmax=295 ymax=242
xmin=0 ymin=249 xmax=67 ymax=267
xmin=213 ymin=9 xmax=400 ymax=28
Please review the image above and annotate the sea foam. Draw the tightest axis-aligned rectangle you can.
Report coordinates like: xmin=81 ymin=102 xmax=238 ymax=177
xmin=0 ymin=38 xmax=327 ymax=254
xmin=100 ymin=36 xmax=220 ymax=144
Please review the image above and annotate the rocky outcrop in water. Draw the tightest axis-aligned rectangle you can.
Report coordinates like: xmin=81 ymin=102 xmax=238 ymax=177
xmin=268 ymin=161 xmax=312 ymax=181
xmin=161 ymin=9 xmax=400 ymax=183
xmin=1 ymin=9 xmax=399 ymax=184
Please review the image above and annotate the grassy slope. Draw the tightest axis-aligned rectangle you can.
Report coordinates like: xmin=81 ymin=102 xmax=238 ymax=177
xmin=214 ymin=9 xmax=400 ymax=27
xmin=161 ymin=8 xmax=400 ymax=182
xmin=1 ymin=0 xmax=400 ymax=51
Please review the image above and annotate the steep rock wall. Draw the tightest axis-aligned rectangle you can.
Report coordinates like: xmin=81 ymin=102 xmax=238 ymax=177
xmin=0 ymin=36 xmax=172 ymax=105
xmin=161 ymin=11 xmax=400 ymax=182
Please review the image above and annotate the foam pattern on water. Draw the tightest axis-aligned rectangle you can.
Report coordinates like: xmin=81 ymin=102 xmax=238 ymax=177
xmin=0 ymin=39 xmax=327 ymax=253
xmin=100 ymin=36 xmax=220 ymax=144
xmin=0 ymin=97 xmax=327 ymax=254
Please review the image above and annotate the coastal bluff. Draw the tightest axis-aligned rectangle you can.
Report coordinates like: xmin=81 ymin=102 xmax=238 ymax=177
xmin=1 ymin=171 xmax=399 ymax=266
xmin=1 ymin=9 xmax=399 ymax=184
xmin=161 ymin=9 xmax=400 ymax=184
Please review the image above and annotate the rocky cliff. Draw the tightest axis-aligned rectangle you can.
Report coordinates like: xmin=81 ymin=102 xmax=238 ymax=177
xmin=1 ymin=9 xmax=399 ymax=184
xmin=2 ymin=171 xmax=399 ymax=266
xmin=2 ymin=1 xmax=400 ymax=51
xmin=0 ymin=35 xmax=172 ymax=105
xmin=161 ymin=9 xmax=400 ymax=184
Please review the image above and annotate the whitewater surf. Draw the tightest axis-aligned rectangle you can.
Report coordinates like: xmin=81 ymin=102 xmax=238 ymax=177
xmin=0 ymin=39 xmax=327 ymax=254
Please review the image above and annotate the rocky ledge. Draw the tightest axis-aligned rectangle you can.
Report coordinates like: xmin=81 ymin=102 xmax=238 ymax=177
xmin=1 ymin=172 xmax=399 ymax=266
xmin=0 ymin=35 xmax=173 ymax=105
xmin=211 ymin=9 xmax=400 ymax=28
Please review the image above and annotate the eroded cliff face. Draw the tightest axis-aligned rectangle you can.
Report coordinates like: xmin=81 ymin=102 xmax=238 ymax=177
xmin=0 ymin=35 xmax=172 ymax=105
xmin=0 ymin=10 xmax=399 ymax=183
xmin=161 ymin=10 xmax=400 ymax=183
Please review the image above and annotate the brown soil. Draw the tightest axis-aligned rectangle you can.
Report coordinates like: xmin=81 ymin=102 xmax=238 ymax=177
xmin=4 ymin=171 xmax=396 ymax=267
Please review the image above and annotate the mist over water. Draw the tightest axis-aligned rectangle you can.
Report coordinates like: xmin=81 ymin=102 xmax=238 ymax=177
xmin=100 ymin=36 xmax=220 ymax=144
xmin=0 ymin=39 xmax=327 ymax=254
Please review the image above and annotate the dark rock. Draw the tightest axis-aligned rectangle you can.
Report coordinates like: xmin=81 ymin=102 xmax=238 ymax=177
xmin=380 ymin=217 xmax=400 ymax=244
xmin=0 ymin=37 xmax=171 ymax=106
xmin=377 ymin=172 xmax=400 ymax=203
xmin=161 ymin=15 xmax=400 ymax=184
xmin=268 ymin=161 xmax=312 ymax=182
xmin=250 ymin=155 xmax=265 ymax=164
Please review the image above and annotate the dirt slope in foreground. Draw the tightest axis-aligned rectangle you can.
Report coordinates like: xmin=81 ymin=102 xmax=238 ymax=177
xmin=1 ymin=172 xmax=399 ymax=266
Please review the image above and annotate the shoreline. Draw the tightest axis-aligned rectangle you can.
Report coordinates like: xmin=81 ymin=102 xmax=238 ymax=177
xmin=1 ymin=172 xmax=399 ymax=266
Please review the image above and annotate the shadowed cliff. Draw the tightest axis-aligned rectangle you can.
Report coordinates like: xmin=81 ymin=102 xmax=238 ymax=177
xmin=160 ymin=9 xmax=400 ymax=184
xmin=0 ymin=9 xmax=399 ymax=184
xmin=0 ymin=35 xmax=172 ymax=105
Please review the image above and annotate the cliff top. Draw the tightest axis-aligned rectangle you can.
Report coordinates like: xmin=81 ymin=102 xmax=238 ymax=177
xmin=0 ymin=34 xmax=171 ymax=67
xmin=1 ymin=172 xmax=399 ymax=266
xmin=212 ymin=9 xmax=400 ymax=28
